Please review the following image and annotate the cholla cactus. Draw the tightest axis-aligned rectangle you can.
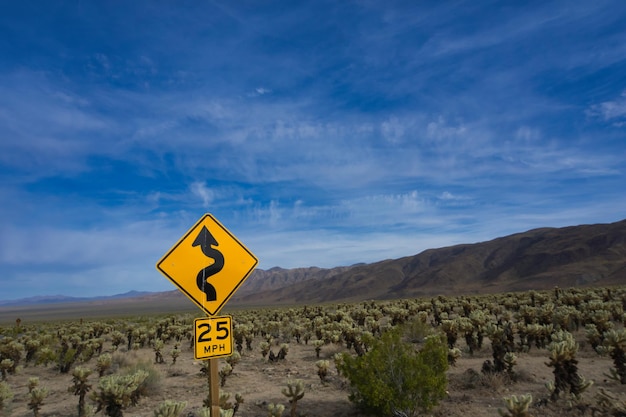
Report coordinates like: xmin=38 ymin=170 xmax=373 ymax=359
xmin=281 ymin=380 xmax=304 ymax=417
xmin=23 ymin=338 xmax=41 ymax=363
xmin=153 ymin=339 xmax=165 ymax=364
xmin=219 ymin=391 xmax=243 ymax=416
xmin=0 ymin=341 xmax=24 ymax=373
xmin=602 ymin=329 xmax=626 ymax=383
xmin=70 ymin=366 xmax=93 ymax=417
xmin=225 ymin=352 xmax=241 ymax=369
xmin=153 ymin=400 xmax=187 ymax=417
xmin=441 ymin=320 xmax=458 ymax=349
xmin=0 ymin=360 xmax=13 ymax=381
xmin=36 ymin=347 xmax=56 ymax=367
xmin=313 ymin=340 xmax=324 ymax=358
xmin=486 ymin=323 xmax=510 ymax=373
xmin=170 ymin=346 xmax=180 ymax=365
xmin=546 ymin=331 xmax=592 ymax=400
xmin=333 ymin=353 xmax=345 ymax=376
xmin=91 ymin=370 xmax=149 ymax=417
xmin=448 ymin=348 xmax=462 ymax=366
xmin=259 ymin=341 xmax=270 ymax=359
xmin=219 ymin=363 xmax=233 ymax=387
xmin=28 ymin=377 xmax=39 ymax=392
xmin=0 ymin=381 xmax=14 ymax=413
xmin=278 ymin=344 xmax=289 ymax=360
xmin=498 ymin=394 xmax=533 ymax=417
xmin=96 ymin=353 xmax=113 ymax=377
xmin=199 ymin=406 xmax=236 ymax=417
xmin=585 ymin=324 xmax=603 ymax=352
xmin=28 ymin=386 xmax=48 ymax=417
xmin=504 ymin=352 xmax=517 ymax=377
xmin=267 ymin=403 xmax=285 ymax=417
xmin=315 ymin=360 xmax=330 ymax=382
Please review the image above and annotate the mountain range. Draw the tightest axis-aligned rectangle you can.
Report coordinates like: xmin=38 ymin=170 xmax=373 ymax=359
xmin=2 ymin=219 xmax=625 ymax=308
xmin=0 ymin=291 xmax=155 ymax=307
xmin=231 ymin=218 xmax=626 ymax=305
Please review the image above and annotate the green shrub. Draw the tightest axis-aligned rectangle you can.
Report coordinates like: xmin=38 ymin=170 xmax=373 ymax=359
xmin=338 ymin=324 xmax=448 ymax=417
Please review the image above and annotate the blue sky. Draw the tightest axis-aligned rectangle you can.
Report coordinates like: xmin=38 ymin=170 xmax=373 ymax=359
xmin=1 ymin=1 xmax=625 ymax=301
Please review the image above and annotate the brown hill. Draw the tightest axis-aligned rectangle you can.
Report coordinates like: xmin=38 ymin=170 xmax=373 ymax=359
xmin=234 ymin=265 xmax=355 ymax=298
xmin=232 ymin=219 xmax=626 ymax=305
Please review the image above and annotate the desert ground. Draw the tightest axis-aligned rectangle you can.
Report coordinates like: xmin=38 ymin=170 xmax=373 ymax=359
xmin=2 ymin=314 xmax=626 ymax=417
xmin=3 ymin=286 xmax=626 ymax=417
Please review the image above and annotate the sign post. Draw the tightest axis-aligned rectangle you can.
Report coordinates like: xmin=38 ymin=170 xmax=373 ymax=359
xmin=156 ymin=213 xmax=258 ymax=417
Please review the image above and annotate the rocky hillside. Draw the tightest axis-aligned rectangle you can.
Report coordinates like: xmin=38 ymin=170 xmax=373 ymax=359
xmin=232 ymin=219 xmax=626 ymax=305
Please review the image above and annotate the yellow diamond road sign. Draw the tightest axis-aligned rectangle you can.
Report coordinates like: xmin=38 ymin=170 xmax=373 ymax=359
xmin=156 ymin=213 xmax=258 ymax=316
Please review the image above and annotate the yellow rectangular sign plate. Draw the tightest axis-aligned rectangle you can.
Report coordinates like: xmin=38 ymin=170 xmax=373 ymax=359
xmin=194 ymin=316 xmax=233 ymax=360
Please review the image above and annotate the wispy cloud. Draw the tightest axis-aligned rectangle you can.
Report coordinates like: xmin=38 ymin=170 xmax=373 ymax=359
xmin=588 ymin=90 xmax=626 ymax=126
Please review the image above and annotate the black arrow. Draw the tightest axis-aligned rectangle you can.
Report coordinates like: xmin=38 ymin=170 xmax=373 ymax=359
xmin=192 ymin=226 xmax=224 ymax=302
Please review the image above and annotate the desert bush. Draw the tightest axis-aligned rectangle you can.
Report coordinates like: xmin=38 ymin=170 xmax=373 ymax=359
xmin=338 ymin=324 xmax=448 ymax=417
xmin=123 ymin=360 xmax=162 ymax=398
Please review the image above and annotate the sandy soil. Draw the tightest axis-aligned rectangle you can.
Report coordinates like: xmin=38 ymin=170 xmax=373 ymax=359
xmin=4 ymin=329 xmax=626 ymax=417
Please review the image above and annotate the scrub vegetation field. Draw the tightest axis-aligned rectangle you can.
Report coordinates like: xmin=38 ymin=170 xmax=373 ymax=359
xmin=2 ymin=286 xmax=626 ymax=417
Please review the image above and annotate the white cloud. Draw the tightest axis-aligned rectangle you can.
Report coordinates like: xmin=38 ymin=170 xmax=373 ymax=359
xmin=381 ymin=116 xmax=406 ymax=143
xmin=256 ymin=87 xmax=272 ymax=95
xmin=515 ymin=126 xmax=541 ymax=142
xmin=425 ymin=116 xmax=467 ymax=142
xmin=588 ymin=91 xmax=626 ymax=125
xmin=190 ymin=182 xmax=214 ymax=208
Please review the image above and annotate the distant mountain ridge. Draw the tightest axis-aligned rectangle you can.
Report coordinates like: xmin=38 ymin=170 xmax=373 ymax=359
xmin=231 ymin=218 xmax=626 ymax=304
xmin=0 ymin=291 xmax=154 ymax=307
xmin=4 ymin=219 xmax=625 ymax=308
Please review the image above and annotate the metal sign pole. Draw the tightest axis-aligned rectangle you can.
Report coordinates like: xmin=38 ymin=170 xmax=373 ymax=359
xmin=209 ymin=358 xmax=220 ymax=417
